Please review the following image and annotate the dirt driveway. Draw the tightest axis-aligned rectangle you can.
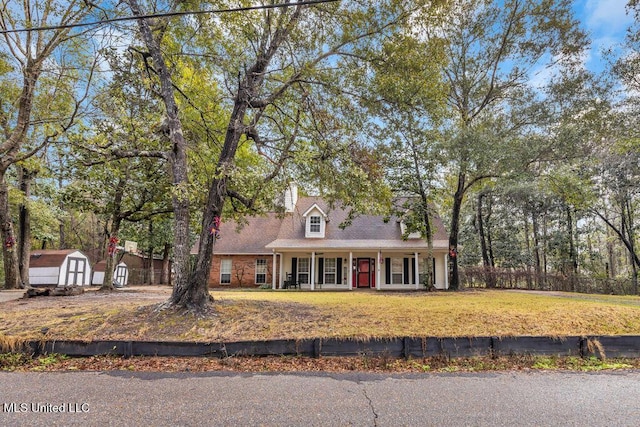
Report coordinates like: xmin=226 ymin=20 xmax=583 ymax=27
xmin=0 ymin=285 xmax=172 ymax=303
xmin=0 ymin=289 xmax=26 ymax=303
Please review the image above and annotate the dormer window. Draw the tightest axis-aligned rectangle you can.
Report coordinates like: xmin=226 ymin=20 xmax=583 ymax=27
xmin=400 ymin=221 xmax=422 ymax=239
xmin=303 ymin=203 xmax=327 ymax=238
xmin=309 ymin=216 xmax=321 ymax=233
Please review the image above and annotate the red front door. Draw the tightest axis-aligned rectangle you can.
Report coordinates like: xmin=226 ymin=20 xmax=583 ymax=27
xmin=357 ymin=258 xmax=371 ymax=288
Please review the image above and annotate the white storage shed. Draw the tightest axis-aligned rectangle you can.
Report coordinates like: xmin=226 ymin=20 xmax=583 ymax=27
xmin=29 ymin=249 xmax=92 ymax=287
xmin=92 ymin=260 xmax=129 ymax=286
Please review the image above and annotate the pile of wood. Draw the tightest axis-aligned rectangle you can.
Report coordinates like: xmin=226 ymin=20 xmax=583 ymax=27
xmin=23 ymin=286 xmax=85 ymax=298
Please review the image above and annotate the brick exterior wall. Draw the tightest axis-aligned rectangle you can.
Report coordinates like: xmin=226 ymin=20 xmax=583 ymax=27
xmin=209 ymin=254 xmax=279 ymax=288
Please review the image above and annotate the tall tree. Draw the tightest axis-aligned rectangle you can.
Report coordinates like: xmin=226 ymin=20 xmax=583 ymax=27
xmin=76 ymin=46 xmax=174 ymax=290
xmin=123 ymin=0 xmax=417 ymax=311
xmin=0 ymin=0 xmax=94 ymax=288
xmin=365 ymin=31 xmax=449 ymax=287
xmin=123 ymin=0 xmax=195 ymax=306
xmin=416 ymin=0 xmax=586 ymax=289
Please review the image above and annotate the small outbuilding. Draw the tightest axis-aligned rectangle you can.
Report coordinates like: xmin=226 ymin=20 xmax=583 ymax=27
xmin=92 ymin=260 xmax=129 ymax=287
xmin=29 ymin=249 xmax=92 ymax=287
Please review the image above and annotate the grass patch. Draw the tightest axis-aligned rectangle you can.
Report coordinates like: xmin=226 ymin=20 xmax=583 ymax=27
xmin=1 ymin=352 xmax=638 ymax=373
xmin=531 ymin=355 xmax=634 ymax=371
xmin=0 ymin=288 xmax=639 ymax=342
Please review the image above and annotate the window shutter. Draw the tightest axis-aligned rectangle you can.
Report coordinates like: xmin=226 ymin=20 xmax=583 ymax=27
xmin=403 ymin=258 xmax=410 ymax=284
xmin=337 ymin=258 xmax=343 ymax=284
xmin=291 ymin=258 xmax=298 ymax=280
xmin=318 ymin=258 xmax=324 ymax=284
xmin=385 ymin=258 xmax=391 ymax=284
xmin=412 ymin=258 xmax=416 ymax=285
xmin=432 ymin=258 xmax=436 ymax=285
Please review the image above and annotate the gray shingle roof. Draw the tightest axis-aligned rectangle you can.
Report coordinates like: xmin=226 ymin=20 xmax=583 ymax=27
xmin=266 ymin=197 xmax=448 ymax=250
xmin=191 ymin=197 xmax=449 ymax=254
xmin=204 ymin=213 xmax=284 ymax=254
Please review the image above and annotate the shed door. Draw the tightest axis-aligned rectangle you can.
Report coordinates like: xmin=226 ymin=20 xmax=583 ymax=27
xmin=66 ymin=257 xmax=86 ymax=286
xmin=115 ymin=266 xmax=127 ymax=285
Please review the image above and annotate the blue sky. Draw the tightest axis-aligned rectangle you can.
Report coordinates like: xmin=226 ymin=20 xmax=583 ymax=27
xmin=573 ymin=0 xmax=634 ymax=72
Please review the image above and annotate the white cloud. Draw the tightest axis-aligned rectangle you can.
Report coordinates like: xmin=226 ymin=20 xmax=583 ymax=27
xmin=575 ymin=0 xmax=632 ymax=72
xmin=584 ymin=0 xmax=632 ymax=35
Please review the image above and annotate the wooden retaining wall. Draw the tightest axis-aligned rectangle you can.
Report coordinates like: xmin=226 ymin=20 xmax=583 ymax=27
xmin=23 ymin=336 xmax=640 ymax=359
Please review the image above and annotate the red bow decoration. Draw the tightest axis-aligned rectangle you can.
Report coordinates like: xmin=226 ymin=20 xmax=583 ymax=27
xmin=4 ymin=236 xmax=15 ymax=251
xmin=209 ymin=216 xmax=221 ymax=239
xmin=108 ymin=236 xmax=119 ymax=256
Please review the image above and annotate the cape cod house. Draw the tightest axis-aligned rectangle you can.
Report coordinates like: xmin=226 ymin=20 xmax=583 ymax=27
xmin=202 ymin=186 xmax=450 ymax=290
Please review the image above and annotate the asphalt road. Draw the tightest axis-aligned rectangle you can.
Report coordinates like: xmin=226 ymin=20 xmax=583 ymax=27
xmin=1 ymin=370 xmax=639 ymax=426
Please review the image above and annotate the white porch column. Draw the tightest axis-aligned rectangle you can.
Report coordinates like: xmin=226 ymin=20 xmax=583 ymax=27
xmin=414 ymin=252 xmax=420 ymax=290
xmin=376 ymin=250 xmax=381 ymax=290
xmin=310 ymin=252 xmax=316 ymax=291
xmin=348 ymin=252 xmax=353 ymax=290
xmin=444 ymin=253 xmax=449 ymax=290
xmin=272 ymin=251 xmax=277 ymax=290
xmin=278 ymin=253 xmax=283 ymax=289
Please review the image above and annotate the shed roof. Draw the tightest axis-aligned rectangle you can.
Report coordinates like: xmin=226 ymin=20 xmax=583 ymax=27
xmin=93 ymin=260 xmax=127 ymax=272
xmin=29 ymin=249 xmax=86 ymax=268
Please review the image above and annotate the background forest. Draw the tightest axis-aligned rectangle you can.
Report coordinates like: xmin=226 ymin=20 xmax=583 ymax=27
xmin=1 ymin=0 xmax=639 ymax=305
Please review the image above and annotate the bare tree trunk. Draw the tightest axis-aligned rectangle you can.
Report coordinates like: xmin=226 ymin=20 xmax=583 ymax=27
xmin=147 ymin=220 xmax=154 ymax=285
xmin=542 ymin=212 xmax=548 ymax=287
xmin=422 ymin=203 xmax=434 ymax=288
xmin=0 ymin=177 xmax=21 ymax=289
xmin=622 ymin=199 xmax=638 ymax=294
xmin=147 ymin=250 xmax=155 ymax=284
xmin=477 ymin=191 xmax=495 ymax=288
xmin=523 ymin=211 xmax=533 ymax=289
xmin=101 ymin=234 xmax=118 ymax=290
xmin=567 ymin=207 xmax=578 ymax=275
xmin=161 ymin=243 xmax=171 ymax=285
xmin=565 ymin=206 xmax=578 ymax=291
xmin=58 ymin=155 xmax=67 ymax=249
xmin=532 ymin=211 xmax=543 ymax=289
xmin=607 ymin=211 xmax=616 ymax=279
xmin=407 ymin=126 xmax=434 ymax=288
xmin=18 ymin=166 xmax=34 ymax=288
xmin=100 ymin=176 xmax=127 ymax=291
xmin=448 ymin=173 xmax=465 ymax=290
xmin=486 ymin=195 xmax=495 ymax=269
xmin=188 ymin=175 xmax=227 ymax=299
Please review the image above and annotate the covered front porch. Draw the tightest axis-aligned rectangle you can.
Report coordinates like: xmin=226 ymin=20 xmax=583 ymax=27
xmin=269 ymin=249 xmax=449 ymax=291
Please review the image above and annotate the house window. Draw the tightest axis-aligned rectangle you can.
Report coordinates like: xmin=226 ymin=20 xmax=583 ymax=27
xmin=255 ymin=259 xmax=267 ymax=284
xmin=220 ymin=259 xmax=232 ymax=284
xmin=297 ymin=258 xmax=310 ymax=284
xmin=309 ymin=216 xmax=321 ymax=233
xmin=391 ymin=258 xmax=403 ymax=284
xmin=324 ymin=258 xmax=336 ymax=284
